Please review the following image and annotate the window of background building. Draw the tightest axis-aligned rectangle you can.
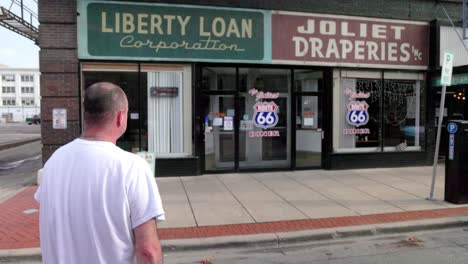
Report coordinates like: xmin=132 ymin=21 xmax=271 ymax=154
xmin=2 ymin=75 xmax=15 ymax=82
xmin=21 ymin=75 xmax=34 ymax=82
xmin=2 ymin=99 xmax=16 ymax=106
xmin=21 ymin=99 xmax=35 ymax=106
xmin=2 ymin=86 xmax=15 ymax=93
xmin=21 ymin=87 xmax=34 ymax=93
xmin=333 ymin=70 xmax=425 ymax=153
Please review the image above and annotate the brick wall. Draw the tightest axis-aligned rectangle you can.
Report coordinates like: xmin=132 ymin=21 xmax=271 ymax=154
xmin=129 ymin=0 xmax=462 ymax=21
xmin=39 ymin=0 xmax=79 ymax=164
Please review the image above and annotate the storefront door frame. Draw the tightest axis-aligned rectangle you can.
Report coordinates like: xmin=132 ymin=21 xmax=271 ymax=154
xmin=196 ymin=64 xmax=332 ymax=174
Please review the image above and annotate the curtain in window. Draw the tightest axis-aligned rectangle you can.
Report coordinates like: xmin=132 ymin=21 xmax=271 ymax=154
xmin=147 ymin=71 xmax=183 ymax=153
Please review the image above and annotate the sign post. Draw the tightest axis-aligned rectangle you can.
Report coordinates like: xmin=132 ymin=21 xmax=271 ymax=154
xmin=429 ymin=50 xmax=454 ymax=200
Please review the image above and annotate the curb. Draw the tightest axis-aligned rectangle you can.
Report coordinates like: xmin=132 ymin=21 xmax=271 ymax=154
xmin=2 ymin=216 xmax=468 ymax=260
xmin=0 ymin=138 xmax=41 ymax=151
xmin=0 ymin=248 xmax=41 ymax=262
xmin=161 ymin=216 xmax=468 ymax=252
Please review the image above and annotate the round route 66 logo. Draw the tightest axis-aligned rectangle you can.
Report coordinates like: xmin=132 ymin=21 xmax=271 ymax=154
xmin=253 ymin=101 xmax=279 ymax=129
xmin=346 ymin=101 xmax=369 ymax=127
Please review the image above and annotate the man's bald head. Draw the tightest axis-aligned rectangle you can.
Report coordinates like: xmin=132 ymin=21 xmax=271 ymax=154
xmin=84 ymin=82 xmax=128 ymax=126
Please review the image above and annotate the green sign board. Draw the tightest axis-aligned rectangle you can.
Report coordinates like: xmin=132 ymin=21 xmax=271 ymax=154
xmin=78 ymin=1 xmax=267 ymax=62
xmin=432 ymin=74 xmax=468 ymax=87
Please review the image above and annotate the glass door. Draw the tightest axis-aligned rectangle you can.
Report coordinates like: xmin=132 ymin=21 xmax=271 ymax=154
xmin=294 ymin=70 xmax=323 ymax=168
xmin=296 ymin=95 xmax=322 ymax=167
xmin=200 ymin=66 xmax=325 ymax=172
xmin=203 ymin=95 xmax=236 ymax=171
xmin=201 ymin=67 xmax=237 ymax=172
xmin=238 ymin=68 xmax=291 ymax=170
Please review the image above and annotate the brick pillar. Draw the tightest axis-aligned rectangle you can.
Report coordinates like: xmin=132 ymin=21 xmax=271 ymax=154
xmin=38 ymin=0 xmax=80 ymax=164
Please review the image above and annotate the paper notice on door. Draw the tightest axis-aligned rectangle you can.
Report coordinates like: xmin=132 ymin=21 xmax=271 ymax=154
xmin=224 ymin=116 xmax=234 ymax=130
xmin=304 ymin=118 xmax=314 ymax=126
xmin=213 ymin=117 xmax=223 ymax=127
xmin=130 ymin=113 xmax=139 ymax=120
xmin=240 ymin=120 xmax=254 ymax=131
xmin=227 ymin=109 xmax=235 ymax=117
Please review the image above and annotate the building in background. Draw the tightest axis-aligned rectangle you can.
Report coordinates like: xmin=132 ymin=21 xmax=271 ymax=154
xmin=39 ymin=0 xmax=465 ymax=175
xmin=0 ymin=65 xmax=40 ymax=123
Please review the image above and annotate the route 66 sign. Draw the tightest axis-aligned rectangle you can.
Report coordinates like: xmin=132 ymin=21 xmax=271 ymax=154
xmin=346 ymin=101 xmax=369 ymax=127
xmin=253 ymin=101 xmax=279 ymax=129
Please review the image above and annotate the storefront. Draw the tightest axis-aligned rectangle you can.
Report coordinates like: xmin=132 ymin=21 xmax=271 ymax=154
xmin=76 ymin=1 xmax=431 ymax=175
xmin=429 ymin=23 xmax=468 ymax=157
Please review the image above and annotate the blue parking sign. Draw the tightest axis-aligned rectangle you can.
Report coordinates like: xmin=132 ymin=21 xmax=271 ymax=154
xmin=447 ymin=122 xmax=458 ymax=134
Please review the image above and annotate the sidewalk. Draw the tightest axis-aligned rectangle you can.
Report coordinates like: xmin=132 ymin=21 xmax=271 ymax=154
xmin=0 ymin=134 xmax=41 ymax=151
xmin=2 ymin=165 xmax=468 ymax=258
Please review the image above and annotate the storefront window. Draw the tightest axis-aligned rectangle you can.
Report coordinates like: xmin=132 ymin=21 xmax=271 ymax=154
xmin=146 ymin=71 xmax=184 ymax=153
xmin=202 ymin=67 xmax=236 ymax=91
xmin=82 ymin=63 xmax=192 ymax=155
xmin=334 ymin=70 xmax=425 ymax=153
xmin=383 ymin=80 xmax=423 ymax=151
xmin=83 ymin=70 xmax=140 ymax=152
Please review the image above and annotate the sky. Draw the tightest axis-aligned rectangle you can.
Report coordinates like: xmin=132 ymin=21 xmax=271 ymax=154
xmin=0 ymin=0 xmax=39 ymax=68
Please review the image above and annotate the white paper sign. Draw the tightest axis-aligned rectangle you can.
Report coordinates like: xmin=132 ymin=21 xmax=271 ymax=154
xmin=213 ymin=117 xmax=223 ymax=127
xmin=224 ymin=116 xmax=234 ymax=130
xmin=137 ymin=152 xmax=155 ymax=175
xmin=53 ymin=108 xmax=67 ymax=129
xmin=240 ymin=120 xmax=254 ymax=131
xmin=130 ymin=113 xmax=139 ymax=120
xmin=304 ymin=118 xmax=314 ymax=126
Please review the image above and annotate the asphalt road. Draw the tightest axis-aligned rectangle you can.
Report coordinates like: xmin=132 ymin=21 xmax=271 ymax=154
xmin=0 ymin=123 xmax=40 ymax=134
xmin=0 ymin=123 xmax=41 ymax=146
xmin=8 ymin=227 xmax=468 ymax=264
xmin=0 ymin=141 xmax=41 ymax=203
xmin=162 ymin=228 xmax=468 ymax=264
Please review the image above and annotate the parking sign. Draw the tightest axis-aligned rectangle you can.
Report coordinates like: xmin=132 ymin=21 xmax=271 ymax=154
xmin=441 ymin=51 xmax=454 ymax=86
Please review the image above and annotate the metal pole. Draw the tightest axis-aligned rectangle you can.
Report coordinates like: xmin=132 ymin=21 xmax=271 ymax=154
xmin=429 ymin=85 xmax=447 ymax=200
xmin=20 ymin=0 xmax=23 ymax=20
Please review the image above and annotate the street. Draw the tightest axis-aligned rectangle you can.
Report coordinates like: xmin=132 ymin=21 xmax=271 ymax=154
xmin=0 ymin=123 xmax=41 ymax=203
xmin=4 ymin=227 xmax=468 ymax=264
xmin=163 ymin=228 xmax=468 ymax=264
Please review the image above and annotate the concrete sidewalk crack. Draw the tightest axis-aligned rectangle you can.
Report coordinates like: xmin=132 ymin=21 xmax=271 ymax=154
xmin=357 ymin=172 xmax=449 ymax=208
xmin=283 ymin=172 xmax=361 ymax=216
xmin=325 ymin=172 xmax=408 ymax=213
xmin=179 ymin=177 xmax=199 ymax=227
xmin=249 ymin=173 xmax=309 ymax=220
xmin=215 ymin=175 xmax=256 ymax=223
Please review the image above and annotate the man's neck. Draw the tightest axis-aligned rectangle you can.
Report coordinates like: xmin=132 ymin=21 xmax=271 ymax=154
xmin=81 ymin=130 xmax=116 ymax=144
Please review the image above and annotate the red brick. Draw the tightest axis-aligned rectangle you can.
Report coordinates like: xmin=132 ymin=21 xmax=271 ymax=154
xmin=40 ymin=49 xmax=78 ymax=73
xmin=39 ymin=24 xmax=77 ymax=49
xmin=40 ymin=97 xmax=80 ymax=121
xmin=41 ymin=121 xmax=80 ymax=146
xmin=39 ymin=0 xmax=77 ymax=24
xmin=41 ymin=74 xmax=79 ymax=97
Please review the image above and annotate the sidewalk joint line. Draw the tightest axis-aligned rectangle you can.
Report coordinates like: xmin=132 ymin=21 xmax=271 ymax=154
xmin=357 ymin=172 xmax=450 ymax=208
xmin=178 ymin=177 xmax=199 ymax=227
xmin=326 ymin=172 xmax=408 ymax=213
xmin=249 ymin=173 xmax=310 ymax=220
xmin=215 ymin=174 xmax=257 ymax=223
xmin=284 ymin=172 xmax=361 ymax=216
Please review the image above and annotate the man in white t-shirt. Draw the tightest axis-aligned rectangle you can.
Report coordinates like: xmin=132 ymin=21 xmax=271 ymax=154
xmin=35 ymin=82 xmax=165 ymax=264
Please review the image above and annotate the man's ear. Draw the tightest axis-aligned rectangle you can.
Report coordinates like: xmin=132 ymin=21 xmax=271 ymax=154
xmin=116 ymin=110 xmax=124 ymax=127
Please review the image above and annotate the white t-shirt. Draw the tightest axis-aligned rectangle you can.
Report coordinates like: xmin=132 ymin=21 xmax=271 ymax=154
xmin=35 ymin=138 xmax=165 ymax=264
